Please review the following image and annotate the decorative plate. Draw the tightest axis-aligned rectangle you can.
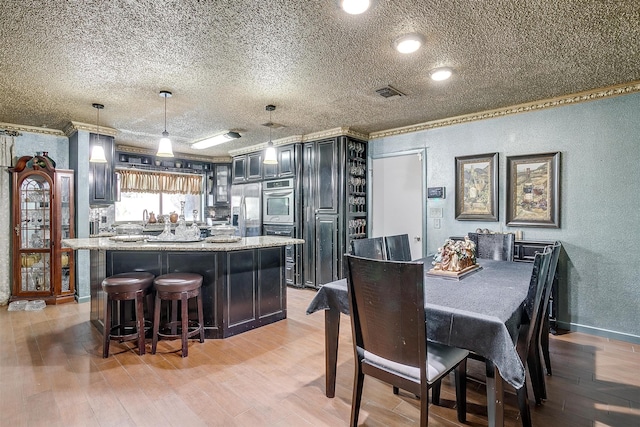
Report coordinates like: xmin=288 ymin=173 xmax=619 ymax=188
xmin=205 ymin=235 xmax=242 ymax=243
xmin=145 ymin=238 xmax=204 ymax=243
xmin=109 ymin=235 xmax=146 ymax=242
xmin=426 ymin=264 xmax=483 ymax=280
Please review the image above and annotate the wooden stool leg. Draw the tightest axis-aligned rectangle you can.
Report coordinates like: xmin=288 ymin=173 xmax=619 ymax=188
xmin=197 ymin=292 xmax=205 ymax=343
xmin=135 ymin=290 xmax=146 ymax=356
xmin=151 ymin=292 xmax=161 ymax=354
xmin=103 ymin=296 xmax=112 ymax=358
xmin=181 ymin=293 xmax=189 ymax=357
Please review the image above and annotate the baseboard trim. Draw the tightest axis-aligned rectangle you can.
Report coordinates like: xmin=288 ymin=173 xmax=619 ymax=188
xmin=76 ymin=295 xmax=91 ymax=304
xmin=556 ymin=321 xmax=640 ymax=344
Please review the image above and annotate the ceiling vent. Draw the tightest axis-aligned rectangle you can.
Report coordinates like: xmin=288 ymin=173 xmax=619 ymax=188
xmin=262 ymin=121 xmax=286 ymax=129
xmin=375 ymin=85 xmax=405 ymax=98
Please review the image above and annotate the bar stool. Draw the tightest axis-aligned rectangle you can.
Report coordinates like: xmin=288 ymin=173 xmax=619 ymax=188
xmin=101 ymin=271 xmax=155 ymax=358
xmin=151 ymin=273 xmax=205 ymax=357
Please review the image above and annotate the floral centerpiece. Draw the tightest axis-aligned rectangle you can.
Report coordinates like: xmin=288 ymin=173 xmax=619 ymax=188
xmin=432 ymin=237 xmax=477 ymax=272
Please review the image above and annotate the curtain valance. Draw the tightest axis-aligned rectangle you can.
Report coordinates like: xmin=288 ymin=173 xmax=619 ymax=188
xmin=118 ymin=169 xmax=203 ymax=194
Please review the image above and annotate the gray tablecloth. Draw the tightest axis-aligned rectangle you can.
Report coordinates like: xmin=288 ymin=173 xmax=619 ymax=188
xmin=306 ymin=258 xmax=533 ymax=389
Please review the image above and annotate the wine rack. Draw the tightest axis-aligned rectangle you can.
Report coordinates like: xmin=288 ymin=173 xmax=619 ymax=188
xmin=346 ymin=140 xmax=367 ymax=240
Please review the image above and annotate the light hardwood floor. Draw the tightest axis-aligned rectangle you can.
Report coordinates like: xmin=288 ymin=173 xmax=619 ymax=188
xmin=1 ymin=287 xmax=638 ymax=426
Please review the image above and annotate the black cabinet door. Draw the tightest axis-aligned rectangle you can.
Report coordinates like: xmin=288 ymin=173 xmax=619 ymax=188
xmin=315 ymin=214 xmax=339 ymax=286
xmin=212 ymin=164 xmax=231 ymax=205
xmin=278 ymin=145 xmax=295 ymax=177
xmin=89 ymin=134 xmax=115 ymax=205
xmin=232 ymin=156 xmax=246 ymax=183
xmin=315 ymin=139 xmax=339 ymax=214
xmin=247 ymin=152 xmax=263 ymax=180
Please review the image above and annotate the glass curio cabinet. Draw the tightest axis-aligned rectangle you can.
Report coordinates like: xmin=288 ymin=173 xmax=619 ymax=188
xmin=10 ymin=155 xmax=75 ymax=304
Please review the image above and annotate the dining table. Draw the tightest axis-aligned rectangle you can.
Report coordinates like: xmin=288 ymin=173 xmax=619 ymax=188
xmin=306 ymin=257 xmax=534 ymax=427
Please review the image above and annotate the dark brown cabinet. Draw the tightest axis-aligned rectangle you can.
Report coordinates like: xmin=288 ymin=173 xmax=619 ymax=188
xmin=301 ymin=136 xmax=367 ymax=288
xmin=232 ymin=152 xmax=263 ymax=182
xmin=263 ymin=144 xmax=298 ymax=179
xmin=208 ymin=164 xmax=231 ymax=205
xmin=89 ymin=133 xmax=115 ymax=205
xmin=10 ymin=155 xmax=75 ymax=304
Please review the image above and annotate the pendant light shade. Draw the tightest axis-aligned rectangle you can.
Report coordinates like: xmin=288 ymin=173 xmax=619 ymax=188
xmin=156 ymin=90 xmax=174 ymax=157
xmin=89 ymin=103 xmax=108 ymax=163
xmin=263 ymin=104 xmax=278 ymax=165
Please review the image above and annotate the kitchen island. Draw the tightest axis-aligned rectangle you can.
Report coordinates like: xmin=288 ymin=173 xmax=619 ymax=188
xmin=62 ymin=236 xmax=304 ymax=338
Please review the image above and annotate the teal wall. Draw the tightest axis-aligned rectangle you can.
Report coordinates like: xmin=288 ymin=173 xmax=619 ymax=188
xmin=369 ymin=92 xmax=640 ymax=342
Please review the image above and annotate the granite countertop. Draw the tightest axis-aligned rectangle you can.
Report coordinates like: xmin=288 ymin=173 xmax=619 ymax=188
xmin=61 ymin=236 xmax=304 ymax=252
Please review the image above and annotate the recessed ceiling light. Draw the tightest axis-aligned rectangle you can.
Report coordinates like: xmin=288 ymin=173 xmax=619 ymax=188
xmin=393 ymin=33 xmax=425 ymax=54
xmin=430 ymin=67 xmax=453 ymax=81
xmin=341 ymin=0 xmax=370 ymax=15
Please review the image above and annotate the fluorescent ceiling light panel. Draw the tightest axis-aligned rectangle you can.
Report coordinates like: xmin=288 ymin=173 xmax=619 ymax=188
xmin=191 ymin=131 xmax=241 ymax=149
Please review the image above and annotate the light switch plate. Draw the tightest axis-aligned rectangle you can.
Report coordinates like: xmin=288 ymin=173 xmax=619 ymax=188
xmin=433 ymin=218 xmax=441 ymax=229
xmin=429 ymin=207 xmax=443 ymax=218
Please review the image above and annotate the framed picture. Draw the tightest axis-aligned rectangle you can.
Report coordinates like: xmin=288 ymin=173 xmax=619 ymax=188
xmin=455 ymin=153 xmax=498 ymax=221
xmin=506 ymin=152 xmax=560 ymax=227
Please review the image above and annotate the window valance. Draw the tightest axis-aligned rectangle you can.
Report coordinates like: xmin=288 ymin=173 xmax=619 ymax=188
xmin=117 ymin=169 xmax=203 ymax=194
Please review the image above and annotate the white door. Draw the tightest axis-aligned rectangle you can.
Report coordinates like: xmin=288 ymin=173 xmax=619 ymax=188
xmin=371 ymin=152 xmax=424 ymax=258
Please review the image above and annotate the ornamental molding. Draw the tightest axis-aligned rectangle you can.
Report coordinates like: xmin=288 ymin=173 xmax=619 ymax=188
xmin=0 ymin=122 xmax=65 ymax=137
xmin=116 ymin=144 xmax=231 ymax=163
xmin=228 ymin=127 xmax=370 ymax=156
xmin=64 ymin=121 xmax=117 ymax=137
xmin=369 ymin=81 xmax=640 ymax=140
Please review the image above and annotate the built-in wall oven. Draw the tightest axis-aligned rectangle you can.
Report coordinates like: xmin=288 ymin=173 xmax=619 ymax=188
xmin=262 ymin=178 xmax=295 ymax=225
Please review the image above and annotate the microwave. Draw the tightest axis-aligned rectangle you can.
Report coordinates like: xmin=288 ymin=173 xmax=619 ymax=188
xmin=263 ymin=178 xmax=295 ymax=224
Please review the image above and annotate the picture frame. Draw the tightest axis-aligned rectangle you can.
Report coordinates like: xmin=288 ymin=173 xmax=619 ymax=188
xmin=455 ymin=153 xmax=498 ymax=221
xmin=506 ymin=152 xmax=560 ymax=228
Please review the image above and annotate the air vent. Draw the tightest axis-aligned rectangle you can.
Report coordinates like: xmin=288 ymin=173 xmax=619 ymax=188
xmin=375 ymin=85 xmax=405 ymax=98
xmin=262 ymin=121 xmax=286 ymax=129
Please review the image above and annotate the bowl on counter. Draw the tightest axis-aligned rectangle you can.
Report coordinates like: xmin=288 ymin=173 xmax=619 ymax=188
xmin=209 ymin=224 xmax=237 ymax=236
xmin=114 ymin=223 xmax=144 ymax=235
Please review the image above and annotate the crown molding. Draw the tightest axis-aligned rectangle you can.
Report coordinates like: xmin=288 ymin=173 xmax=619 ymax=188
xmin=0 ymin=122 xmax=65 ymax=137
xmin=64 ymin=121 xmax=118 ymax=137
xmin=369 ymin=80 xmax=640 ymax=140
xmin=116 ymin=144 xmax=231 ymax=163
xmin=228 ymin=127 xmax=370 ymax=156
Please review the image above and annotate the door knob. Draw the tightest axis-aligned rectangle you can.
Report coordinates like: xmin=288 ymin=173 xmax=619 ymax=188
xmin=414 ymin=236 xmax=421 ymax=242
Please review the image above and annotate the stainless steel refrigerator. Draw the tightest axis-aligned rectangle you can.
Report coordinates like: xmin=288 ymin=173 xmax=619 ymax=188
xmin=231 ymin=182 xmax=262 ymax=236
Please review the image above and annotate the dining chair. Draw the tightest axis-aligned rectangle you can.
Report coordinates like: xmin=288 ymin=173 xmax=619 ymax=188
xmin=473 ymin=232 xmax=515 ymax=261
xmin=430 ymin=246 xmax=552 ymax=427
xmin=350 ymin=236 xmax=386 ymax=260
xmin=529 ymin=241 xmax=561 ymax=404
xmin=515 ymin=246 xmax=553 ymax=426
xmin=384 ymin=234 xmax=412 ymax=261
xmin=345 ymin=254 xmax=469 ymax=426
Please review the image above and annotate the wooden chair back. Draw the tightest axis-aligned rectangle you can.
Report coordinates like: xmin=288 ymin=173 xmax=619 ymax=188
xmin=384 ymin=234 xmax=412 ymax=261
xmin=350 ymin=237 xmax=386 ymax=260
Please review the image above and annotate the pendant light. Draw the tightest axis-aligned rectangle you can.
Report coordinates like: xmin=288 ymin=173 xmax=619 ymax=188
xmin=263 ymin=104 xmax=278 ymax=165
xmin=156 ymin=90 xmax=174 ymax=157
xmin=89 ymin=103 xmax=108 ymax=163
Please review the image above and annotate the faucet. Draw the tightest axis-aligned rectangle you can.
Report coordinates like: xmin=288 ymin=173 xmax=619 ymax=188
xmin=142 ymin=209 xmax=149 ymax=225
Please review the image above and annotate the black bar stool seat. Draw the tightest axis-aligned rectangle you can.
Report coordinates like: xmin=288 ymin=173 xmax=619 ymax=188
xmin=101 ymin=271 xmax=155 ymax=358
xmin=152 ymin=273 xmax=205 ymax=357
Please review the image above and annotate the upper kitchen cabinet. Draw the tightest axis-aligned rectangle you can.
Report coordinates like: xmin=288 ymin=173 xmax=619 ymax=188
xmin=208 ymin=164 xmax=231 ymax=206
xmin=10 ymin=155 xmax=75 ymax=304
xmin=232 ymin=152 xmax=263 ymax=183
xmin=263 ymin=144 xmax=300 ymax=179
xmin=89 ymin=133 xmax=115 ymax=205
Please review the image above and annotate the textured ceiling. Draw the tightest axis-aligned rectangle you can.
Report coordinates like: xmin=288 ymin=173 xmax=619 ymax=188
xmin=1 ymin=0 xmax=639 ymax=157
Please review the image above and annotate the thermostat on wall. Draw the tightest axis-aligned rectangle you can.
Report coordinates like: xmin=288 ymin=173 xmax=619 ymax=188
xmin=427 ymin=187 xmax=446 ymax=199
